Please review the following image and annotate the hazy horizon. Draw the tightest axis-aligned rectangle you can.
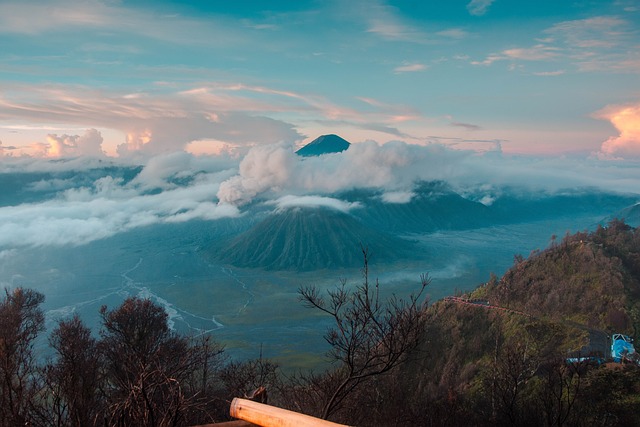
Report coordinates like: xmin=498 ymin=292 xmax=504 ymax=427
xmin=0 ymin=0 xmax=638 ymax=161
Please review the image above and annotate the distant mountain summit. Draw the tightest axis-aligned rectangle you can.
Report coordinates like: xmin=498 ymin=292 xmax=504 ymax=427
xmin=295 ymin=134 xmax=351 ymax=157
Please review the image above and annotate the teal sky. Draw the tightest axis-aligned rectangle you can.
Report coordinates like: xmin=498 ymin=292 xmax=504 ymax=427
xmin=0 ymin=0 xmax=639 ymax=158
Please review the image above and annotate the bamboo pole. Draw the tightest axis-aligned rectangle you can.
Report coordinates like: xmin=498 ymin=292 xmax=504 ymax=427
xmin=230 ymin=398 xmax=351 ymax=427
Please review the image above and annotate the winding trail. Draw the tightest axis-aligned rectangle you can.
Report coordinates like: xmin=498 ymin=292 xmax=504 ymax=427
xmin=443 ymin=296 xmax=610 ymax=357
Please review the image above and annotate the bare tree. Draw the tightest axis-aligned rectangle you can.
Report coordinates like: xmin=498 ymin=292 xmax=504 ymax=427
xmin=298 ymin=248 xmax=430 ymax=420
xmin=44 ymin=314 xmax=103 ymax=427
xmin=0 ymin=288 xmax=45 ymax=427
xmin=99 ymin=297 xmax=224 ymax=427
xmin=537 ymin=358 xmax=582 ymax=427
xmin=181 ymin=334 xmax=227 ymax=425
xmin=219 ymin=351 xmax=279 ymax=403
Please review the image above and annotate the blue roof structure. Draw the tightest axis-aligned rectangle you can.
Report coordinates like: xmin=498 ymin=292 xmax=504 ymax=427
xmin=611 ymin=334 xmax=636 ymax=363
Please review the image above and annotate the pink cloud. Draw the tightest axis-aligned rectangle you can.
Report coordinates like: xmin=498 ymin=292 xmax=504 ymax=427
xmin=46 ymin=129 xmax=105 ymax=158
xmin=596 ymin=103 xmax=640 ymax=158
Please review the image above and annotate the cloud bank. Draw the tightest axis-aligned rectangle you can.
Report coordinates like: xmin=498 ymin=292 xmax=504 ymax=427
xmin=0 ymin=153 xmax=240 ymax=248
xmin=2 ymin=137 xmax=640 ymax=251
xmin=217 ymin=140 xmax=640 ymax=207
xmin=0 ymin=182 xmax=237 ymax=248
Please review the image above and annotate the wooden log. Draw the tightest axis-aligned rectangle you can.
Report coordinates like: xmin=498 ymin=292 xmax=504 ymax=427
xmin=192 ymin=421 xmax=257 ymax=427
xmin=230 ymin=398 xmax=351 ymax=427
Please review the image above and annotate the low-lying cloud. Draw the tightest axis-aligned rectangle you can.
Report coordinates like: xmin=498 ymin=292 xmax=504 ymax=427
xmin=380 ymin=191 xmax=416 ymax=204
xmin=271 ymin=195 xmax=361 ymax=213
xmin=1 ymin=138 xmax=639 ymax=250
xmin=0 ymin=156 xmax=240 ymax=249
xmin=217 ymin=139 xmax=640 ymax=207
xmin=217 ymin=141 xmax=451 ymax=205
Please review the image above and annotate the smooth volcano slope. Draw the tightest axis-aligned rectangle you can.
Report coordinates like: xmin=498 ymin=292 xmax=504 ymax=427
xmin=216 ymin=206 xmax=417 ymax=271
xmin=346 ymin=182 xmax=493 ymax=233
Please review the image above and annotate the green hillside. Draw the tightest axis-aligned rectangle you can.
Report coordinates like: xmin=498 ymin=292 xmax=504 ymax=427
xmin=379 ymin=219 xmax=640 ymax=426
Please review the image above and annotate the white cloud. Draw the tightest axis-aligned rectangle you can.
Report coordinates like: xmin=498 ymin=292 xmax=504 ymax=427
xmin=357 ymin=0 xmax=428 ymax=43
xmin=532 ymin=70 xmax=566 ymax=76
xmin=542 ymin=16 xmax=638 ymax=73
xmin=471 ymin=53 xmax=504 ymax=66
xmin=467 ymin=0 xmax=495 ymax=16
xmin=394 ymin=63 xmax=428 ymax=73
xmin=472 ymin=16 xmax=637 ymax=73
xmin=0 ymin=1 xmax=109 ymax=35
xmin=271 ymin=195 xmax=361 ymax=212
xmin=380 ymin=191 xmax=415 ymax=204
xmin=130 ymin=151 xmax=202 ymax=190
xmin=502 ymin=45 xmax=561 ymax=61
xmin=0 ymin=155 xmax=135 ymax=174
xmin=478 ymin=195 xmax=496 ymax=206
xmin=545 ymin=16 xmax=628 ymax=49
xmin=27 ymin=178 xmax=77 ymax=193
xmin=2 ymin=141 xmax=640 ymax=250
xmin=0 ymin=152 xmax=242 ymax=249
xmin=472 ymin=44 xmax=560 ymax=66
xmin=217 ymin=143 xmax=297 ymax=205
xmin=217 ymin=139 xmax=640 ymax=208
xmin=0 ymin=178 xmax=240 ymax=248
xmin=0 ymin=0 xmax=248 ymax=47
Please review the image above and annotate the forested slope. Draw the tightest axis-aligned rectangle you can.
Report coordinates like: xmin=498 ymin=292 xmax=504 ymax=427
xmin=378 ymin=219 xmax=640 ymax=426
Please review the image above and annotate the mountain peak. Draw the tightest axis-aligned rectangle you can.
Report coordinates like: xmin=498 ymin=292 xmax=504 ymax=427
xmin=295 ymin=134 xmax=351 ymax=157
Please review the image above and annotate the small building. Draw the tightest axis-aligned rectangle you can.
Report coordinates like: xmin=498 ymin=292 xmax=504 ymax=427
xmin=611 ymin=334 xmax=637 ymax=363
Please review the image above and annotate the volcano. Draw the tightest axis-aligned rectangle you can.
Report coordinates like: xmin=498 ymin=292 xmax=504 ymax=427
xmin=216 ymin=206 xmax=416 ymax=271
xmin=295 ymin=134 xmax=351 ymax=157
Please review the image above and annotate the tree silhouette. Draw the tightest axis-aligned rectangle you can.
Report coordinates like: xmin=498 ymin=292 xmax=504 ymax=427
xmin=45 ymin=314 xmax=102 ymax=427
xmin=298 ymin=248 xmax=430 ymax=420
xmin=99 ymin=297 xmax=219 ymax=426
xmin=0 ymin=288 xmax=45 ymax=426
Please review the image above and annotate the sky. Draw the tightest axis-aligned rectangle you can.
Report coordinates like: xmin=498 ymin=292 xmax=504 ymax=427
xmin=0 ymin=0 xmax=639 ymax=159
xmin=1 ymin=0 xmax=640 ymax=252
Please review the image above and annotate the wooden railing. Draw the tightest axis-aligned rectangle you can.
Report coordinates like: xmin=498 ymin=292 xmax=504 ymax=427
xmin=193 ymin=398 xmax=351 ymax=427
